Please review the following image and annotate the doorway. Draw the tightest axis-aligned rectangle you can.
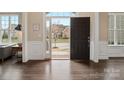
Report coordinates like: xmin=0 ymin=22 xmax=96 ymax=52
xmin=51 ymin=18 xmax=70 ymax=59
xmin=46 ymin=17 xmax=70 ymax=59
xmin=45 ymin=12 xmax=90 ymax=60
xmin=45 ymin=12 xmax=75 ymax=59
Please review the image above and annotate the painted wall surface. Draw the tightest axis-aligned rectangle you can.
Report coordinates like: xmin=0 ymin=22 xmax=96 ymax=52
xmin=26 ymin=12 xmax=44 ymax=60
xmin=28 ymin=12 xmax=43 ymax=41
xmin=99 ymin=12 xmax=108 ymax=41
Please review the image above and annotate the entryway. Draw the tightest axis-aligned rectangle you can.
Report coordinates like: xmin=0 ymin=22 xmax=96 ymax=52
xmin=45 ymin=12 xmax=90 ymax=60
xmin=45 ymin=12 xmax=74 ymax=59
xmin=50 ymin=18 xmax=70 ymax=59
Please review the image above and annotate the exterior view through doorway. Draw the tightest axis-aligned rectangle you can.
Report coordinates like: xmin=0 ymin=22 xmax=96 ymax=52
xmin=46 ymin=12 xmax=73 ymax=59
xmin=51 ymin=18 xmax=70 ymax=59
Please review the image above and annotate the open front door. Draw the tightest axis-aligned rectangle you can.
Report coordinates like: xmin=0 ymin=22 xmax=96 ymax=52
xmin=70 ymin=17 xmax=90 ymax=60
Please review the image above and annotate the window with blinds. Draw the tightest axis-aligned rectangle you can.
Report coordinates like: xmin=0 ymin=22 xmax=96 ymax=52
xmin=108 ymin=13 xmax=124 ymax=45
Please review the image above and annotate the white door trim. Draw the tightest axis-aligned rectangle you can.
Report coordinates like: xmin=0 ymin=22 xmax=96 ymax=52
xmin=42 ymin=12 xmax=99 ymax=62
xmin=43 ymin=12 xmax=78 ymax=59
xmin=94 ymin=12 xmax=99 ymax=62
xmin=22 ymin=12 xmax=28 ymax=62
xmin=42 ymin=12 xmax=48 ymax=59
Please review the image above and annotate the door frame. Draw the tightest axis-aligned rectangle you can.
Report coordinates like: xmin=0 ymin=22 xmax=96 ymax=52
xmin=93 ymin=13 xmax=99 ymax=62
xmin=42 ymin=12 xmax=99 ymax=62
xmin=22 ymin=12 xmax=28 ymax=62
xmin=45 ymin=17 xmax=52 ymax=59
xmin=47 ymin=17 xmax=71 ymax=59
xmin=43 ymin=13 xmax=78 ymax=59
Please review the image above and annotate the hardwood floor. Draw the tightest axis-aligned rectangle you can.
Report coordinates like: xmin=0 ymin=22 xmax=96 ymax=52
xmin=0 ymin=57 xmax=124 ymax=80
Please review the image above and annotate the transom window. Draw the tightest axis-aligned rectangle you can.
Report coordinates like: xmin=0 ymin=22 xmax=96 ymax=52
xmin=108 ymin=13 xmax=124 ymax=45
xmin=0 ymin=14 xmax=21 ymax=44
xmin=46 ymin=12 xmax=76 ymax=17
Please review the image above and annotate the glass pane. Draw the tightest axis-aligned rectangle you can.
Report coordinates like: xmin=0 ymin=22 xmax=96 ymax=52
xmin=10 ymin=16 xmax=15 ymax=20
xmin=117 ymin=30 xmax=121 ymax=44
xmin=108 ymin=30 xmax=114 ymax=44
xmin=120 ymin=16 xmax=124 ymax=29
xmin=117 ymin=30 xmax=124 ymax=45
xmin=1 ymin=16 xmax=9 ymax=20
xmin=2 ymin=30 xmax=9 ymax=43
xmin=108 ymin=15 xmax=114 ymax=29
xmin=116 ymin=15 xmax=124 ymax=30
xmin=46 ymin=12 xmax=75 ymax=17
xmin=10 ymin=16 xmax=18 ymax=24
xmin=116 ymin=15 xmax=121 ymax=29
xmin=11 ymin=16 xmax=21 ymax=43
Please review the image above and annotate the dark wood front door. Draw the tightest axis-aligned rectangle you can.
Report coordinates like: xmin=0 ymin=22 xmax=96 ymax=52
xmin=70 ymin=17 xmax=90 ymax=60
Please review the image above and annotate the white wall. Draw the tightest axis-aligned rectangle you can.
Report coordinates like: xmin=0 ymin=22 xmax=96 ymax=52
xmin=27 ymin=12 xmax=45 ymax=60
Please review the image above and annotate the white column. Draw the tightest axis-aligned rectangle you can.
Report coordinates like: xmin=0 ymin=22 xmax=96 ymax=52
xmin=42 ymin=12 xmax=46 ymax=59
xmin=94 ymin=12 xmax=99 ymax=62
xmin=22 ymin=12 xmax=28 ymax=62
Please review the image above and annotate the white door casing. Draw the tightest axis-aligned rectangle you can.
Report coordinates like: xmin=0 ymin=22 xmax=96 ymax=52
xmin=42 ymin=12 xmax=99 ymax=62
xmin=22 ymin=12 xmax=28 ymax=62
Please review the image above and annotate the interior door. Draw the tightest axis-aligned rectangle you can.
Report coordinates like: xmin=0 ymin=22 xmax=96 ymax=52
xmin=70 ymin=17 xmax=90 ymax=60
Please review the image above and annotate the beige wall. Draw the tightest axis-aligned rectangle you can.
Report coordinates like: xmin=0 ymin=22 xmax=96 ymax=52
xmin=28 ymin=12 xmax=43 ymax=41
xmin=99 ymin=12 xmax=108 ymax=41
xmin=26 ymin=12 xmax=108 ymax=42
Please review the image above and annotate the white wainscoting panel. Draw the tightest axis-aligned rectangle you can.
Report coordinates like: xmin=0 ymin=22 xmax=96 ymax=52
xmin=99 ymin=41 xmax=124 ymax=60
xmin=99 ymin=41 xmax=109 ymax=59
xmin=28 ymin=41 xmax=44 ymax=60
xmin=108 ymin=46 xmax=124 ymax=57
